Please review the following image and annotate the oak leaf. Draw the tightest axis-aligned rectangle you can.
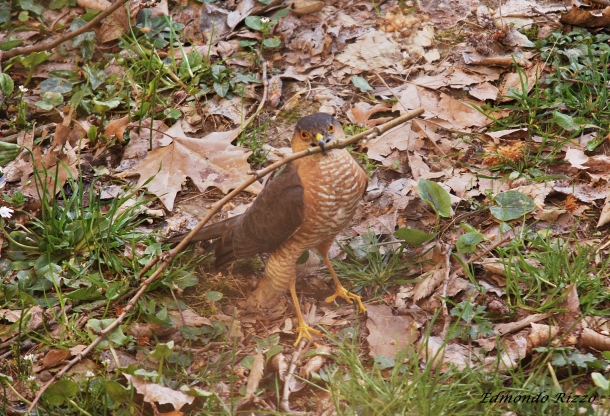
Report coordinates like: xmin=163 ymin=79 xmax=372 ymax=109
xmin=124 ymin=122 xmax=262 ymax=211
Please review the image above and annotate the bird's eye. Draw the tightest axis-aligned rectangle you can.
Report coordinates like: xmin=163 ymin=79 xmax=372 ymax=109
xmin=328 ymin=125 xmax=334 ymax=132
xmin=301 ymin=131 xmax=309 ymax=139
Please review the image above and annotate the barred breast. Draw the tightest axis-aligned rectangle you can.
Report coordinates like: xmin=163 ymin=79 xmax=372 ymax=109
xmin=265 ymin=149 xmax=367 ymax=291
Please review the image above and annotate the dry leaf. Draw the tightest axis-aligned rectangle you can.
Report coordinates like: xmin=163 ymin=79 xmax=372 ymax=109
xmin=124 ymin=374 xmax=195 ymax=410
xmin=336 ymin=31 xmax=403 ymax=73
xmin=245 ymin=352 xmax=264 ymax=399
xmin=366 ymin=304 xmax=417 ymax=358
xmin=348 ymin=103 xmax=392 ymax=127
xmin=37 ymin=349 xmax=71 ymax=371
xmin=123 ymin=122 xmax=262 ymax=210
xmin=560 ymin=6 xmax=610 ymax=27
xmin=413 ymin=262 xmax=446 ymax=302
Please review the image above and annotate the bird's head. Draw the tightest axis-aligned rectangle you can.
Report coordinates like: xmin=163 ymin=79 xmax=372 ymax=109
xmin=292 ymin=113 xmax=345 ymax=153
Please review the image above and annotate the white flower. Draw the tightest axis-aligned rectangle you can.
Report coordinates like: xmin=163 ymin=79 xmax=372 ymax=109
xmin=27 ymin=375 xmax=36 ymax=381
xmin=102 ymin=359 xmax=111 ymax=366
xmin=0 ymin=206 xmax=14 ymax=218
xmin=23 ymin=353 xmax=36 ymax=362
xmin=19 ymin=85 xmax=28 ymax=93
xmin=85 ymin=371 xmax=95 ymax=378
xmin=260 ymin=17 xmax=270 ymax=24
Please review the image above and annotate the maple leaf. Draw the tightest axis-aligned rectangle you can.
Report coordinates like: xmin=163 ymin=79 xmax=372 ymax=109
xmin=124 ymin=122 xmax=262 ymax=211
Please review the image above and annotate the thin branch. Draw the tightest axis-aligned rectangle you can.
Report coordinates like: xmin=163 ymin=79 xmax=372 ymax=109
xmin=3 ymin=0 xmax=129 ymax=60
xmin=26 ymin=108 xmax=424 ymax=412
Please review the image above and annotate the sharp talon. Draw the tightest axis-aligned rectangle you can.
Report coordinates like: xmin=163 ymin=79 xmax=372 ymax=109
xmin=294 ymin=324 xmax=322 ymax=346
xmin=326 ymin=286 xmax=367 ymax=313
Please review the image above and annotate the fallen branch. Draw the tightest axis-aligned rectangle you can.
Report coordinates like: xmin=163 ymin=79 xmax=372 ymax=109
xmin=26 ymin=107 xmax=424 ymax=412
xmin=3 ymin=0 xmax=129 ymax=61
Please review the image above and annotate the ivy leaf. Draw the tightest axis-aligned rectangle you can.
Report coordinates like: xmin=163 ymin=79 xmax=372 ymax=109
xmin=418 ymin=179 xmax=452 ymax=218
xmin=0 ymin=73 xmax=14 ymax=96
xmin=552 ymin=111 xmax=579 ymax=132
xmin=489 ymin=191 xmax=535 ymax=221
xmin=456 ymin=231 xmax=484 ymax=253
xmin=213 ymin=82 xmax=229 ymax=97
xmin=43 ymin=379 xmax=78 ymax=406
xmin=394 ymin=228 xmax=436 ymax=246
xmin=245 ymin=16 xmax=263 ymax=31
xmin=40 ymin=77 xmax=73 ymax=94
xmin=351 ymin=76 xmax=373 ymax=92
xmin=262 ymin=37 xmax=281 ymax=48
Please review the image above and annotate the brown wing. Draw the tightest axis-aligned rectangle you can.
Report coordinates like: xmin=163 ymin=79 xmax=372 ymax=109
xmin=230 ymin=162 xmax=305 ymax=259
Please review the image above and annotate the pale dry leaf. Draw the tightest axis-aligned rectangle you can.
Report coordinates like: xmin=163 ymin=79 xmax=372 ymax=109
xmin=245 ymin=352 xmax=265 ymax=399
xmin=70 ymin=345 xmax=88 ymax=355
xmin=412 ymin=26 xmax=435 ymax=48
xmin=527 ymin=323 xmax=560 ymax=351
xmin=422 ymin=336 xmax=469 ymax=371
xmin=122 ymin=120 xmax=170 ymax=161
xmin=168 ymin=309 xmax=212 ymax=327
xmin=484 ymin=333 xmax=528 ymax=371
xmin=444 ymin=172 xmax=477 ymax=198
xmin=413 ymin=262 xmax=446 ymax=302
xmin=420 ymin=0 xmax=479 ymax=30
xmin=365 ymin=122 xmax=412 ymax=162
xmin=565 ymin=148 xmax=589 ymax=169
xmin=292 ymin=0 xmax=324 ymax=15
xmin=269 ymin=353 xmax=288 ymax=381
xmin=0 ymin=309 xmax=21 ymax=323
xmin=494 ymin=313 xmax=552 ymax=336
xmin=553 ymin=181 xmax=608 ymax=203
xmin=366 ymin=304 xmax=417 ymax=358
xmin=77 ymin=0 xmax=110 ymax=8
xmin=347 ymin=102 xmax=391 ymax=127
xmin=581 ymin=328 xmax=610 ymax=351
xmin=206 ymin=96 xmax=248 ymax=124
xmin=124 ymin=374 xmax=195 ymax=410
xmin=123 ymin=122 xmax=262 ymax=210
xmin=336 ymin=31 xmax=403 ymax=73
xmin=511 ymin=181 xmax=554 ymax=209
xmin=105 ymin=115 xmax=130 ymax=141
xmin=468 ymin=82 xmax=499 ymax=101
xmin=413 ymin=68 xmax=484 ymax=90
xmin=299 ymin=345 xmax=331 ymax=379
xmin=584 ymin=154 xmax=610 ymax=182
xmin=498 ymin=63 xmax=545 ymax=103
xmin=98 ymin=0 xmax=142 ymax=43
xmin=597 ymin=193 xmax=610 ymax=228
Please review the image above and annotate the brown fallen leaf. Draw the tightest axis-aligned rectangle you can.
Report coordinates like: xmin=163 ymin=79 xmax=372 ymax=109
xmin=560 ymin=6 xmax=610 ymax=28
xmin=122 ymin=121 xmax=262 ymax=210
xmin=124 ymin=374 xmax=195 ymax=410
xmin=366 ymin=304 xmax=418 ymax=358
xmin=245 ymin=352 xmax=264 ymax=399
xmin=36 ymin=349 xmax=71 ymax=372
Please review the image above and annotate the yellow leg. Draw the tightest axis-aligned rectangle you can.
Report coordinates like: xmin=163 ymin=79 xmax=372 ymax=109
xmin=289 ymin=284 xmax=322 ymax=346
xmin=323 ymin=256 xmax=366 ymax=313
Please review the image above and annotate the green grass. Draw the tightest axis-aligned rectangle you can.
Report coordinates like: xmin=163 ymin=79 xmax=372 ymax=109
xmin=331 ymin=232 xmax=423 ymax=298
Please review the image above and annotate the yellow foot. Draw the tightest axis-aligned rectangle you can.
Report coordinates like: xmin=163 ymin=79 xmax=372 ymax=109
xmin=325 ymin=286 xmax=367 ymax=313
xmin=294 ymin=323 xmax=323 ymax=346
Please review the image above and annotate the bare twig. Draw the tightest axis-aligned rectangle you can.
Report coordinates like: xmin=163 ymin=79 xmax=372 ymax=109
xmin=3 ymin=0 xmax=130 ymax=60
xmin=280 ymin=303 xmax=315 ymax=413
xmin=26 ymin=108 xmax=424 ymax=412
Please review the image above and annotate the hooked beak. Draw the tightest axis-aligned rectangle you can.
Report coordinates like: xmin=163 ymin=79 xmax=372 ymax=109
xmin=315 ymin=133 xmax=328 ymax=151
